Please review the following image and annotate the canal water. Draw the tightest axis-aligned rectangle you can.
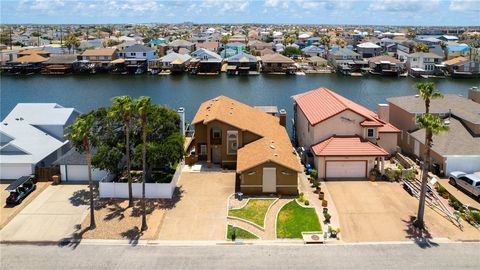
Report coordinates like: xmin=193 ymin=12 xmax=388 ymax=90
xmin=1 ymin=74 xmax=479 ymax=133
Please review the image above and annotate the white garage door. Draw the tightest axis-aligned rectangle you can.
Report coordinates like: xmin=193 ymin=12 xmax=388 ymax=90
xmin=326 ymin=161 xmax=366 ymax=179
xmin=65 ymin=165 xmax=107 ymax=182
xmin=0 ymin=164 xmax=33 ymax=180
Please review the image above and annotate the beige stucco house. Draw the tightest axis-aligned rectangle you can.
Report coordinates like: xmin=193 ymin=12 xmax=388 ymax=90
xmin=293 ymin=87 xmax=400 ymax=180
xmin=190 ymin=96 xmax=302 ymax=195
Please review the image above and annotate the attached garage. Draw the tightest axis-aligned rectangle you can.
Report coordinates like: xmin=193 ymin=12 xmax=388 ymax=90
xmin=53 ymin=148 xmax=108 ymax=182
xmin=326 ymin=161 xmax=367 ymax=179
xmin=0 ymin=164 xmax=33 ymax=180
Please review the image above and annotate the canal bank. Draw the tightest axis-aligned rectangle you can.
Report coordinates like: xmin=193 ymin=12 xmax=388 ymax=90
xmin=1 ymin=73 xmax=479 ymax=134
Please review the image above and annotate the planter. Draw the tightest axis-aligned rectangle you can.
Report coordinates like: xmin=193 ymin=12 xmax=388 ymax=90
xmin=322 ymin=200 xmax=328 ymax=207
xmin=369 ymin=175 xmax=376 ymax=182
xmin=52 ymin=175 xmax=60 ymax=185
xmin=318 ymin=192 xmax=325 ymax=200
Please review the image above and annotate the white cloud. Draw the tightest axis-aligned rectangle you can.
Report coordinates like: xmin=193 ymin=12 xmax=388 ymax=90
xmin=265 ymin=0 xmax=289 ymax=8
xmin=449 ymin=0 xmax=480 ymax=12
xmin=203 ymin=0 xmax=250 ymax=13
xmin=368 ymin=0 xmax=440 ymax=12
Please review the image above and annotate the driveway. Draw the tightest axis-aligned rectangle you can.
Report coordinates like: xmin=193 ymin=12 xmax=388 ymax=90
xmin=158 ymin=171 xmax=235 ymax=240
xmin=0 ymin=184 xmax=90 ymax=242
xmin=325 ymin=181 xmax=480 ymax=242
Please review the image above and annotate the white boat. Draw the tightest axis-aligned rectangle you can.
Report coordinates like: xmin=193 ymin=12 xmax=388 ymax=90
xmin=295 ymin=71 xmax=306 ymax=76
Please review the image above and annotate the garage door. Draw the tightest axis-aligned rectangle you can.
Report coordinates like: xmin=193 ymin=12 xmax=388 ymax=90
xmin=326 ymin=161 xmax=366 ymax=179
xmin=0 ymin=164 xmax=33 ymax=180
xmin=65 ymin=165 xmax=107 ymax=182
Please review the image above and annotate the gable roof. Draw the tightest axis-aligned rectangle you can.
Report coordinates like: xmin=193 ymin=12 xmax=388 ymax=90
xmin=261 ymin=53 xmax=294 ymax=63
xmin=357 ymin=42 xmax=381 ymax=49
xmin=293 ymin=87 xmax=399 ymax=132
xmin=227 ymin=52 xmax=257 ymax=63
xmin=192 ymin=96 xmax=301 ymax=173
xmin=407 ymin=52 xmax=442 ymax=58
xmin=444 ymin=56 xmax=467 ymax=66
xmin=191 ymin=48 xmax=222 ymax=61
xmin=168 ymin=39 xmax=194 ymax=47
xmin=13 ymin=54 xmax=48 ymax=63
xmin=312 ymin=136 xmax=389 ymax=157
xmin=160 ymin=52 xmax=191 ymax=63
xmin=81 ymin=48 xmax=117 ymax=57
xmin=119 ymin=44 xmax=155 ymax=53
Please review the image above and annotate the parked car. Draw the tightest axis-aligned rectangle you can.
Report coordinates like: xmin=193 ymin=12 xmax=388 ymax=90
xmin=448 ymin=171 xmax=480 ymax=202
xmin=5 ymin=176 xmax=37 ymax=205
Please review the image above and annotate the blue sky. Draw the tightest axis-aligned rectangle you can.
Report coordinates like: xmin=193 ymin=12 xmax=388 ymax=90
xmin=1 ymin=0 xmax=479 ymax=26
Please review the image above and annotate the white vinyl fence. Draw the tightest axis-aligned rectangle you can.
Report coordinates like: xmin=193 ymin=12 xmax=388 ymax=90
xmin=99 ymin=162 xmax=183 ymax=199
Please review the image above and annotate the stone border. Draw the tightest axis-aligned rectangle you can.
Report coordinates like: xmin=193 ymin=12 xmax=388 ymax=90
xmin=225 ymin=223 xmax=262 ymax=241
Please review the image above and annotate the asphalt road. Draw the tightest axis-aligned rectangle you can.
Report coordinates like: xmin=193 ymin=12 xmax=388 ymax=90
xmin=1 ymin=242 xmax=479 ymax=269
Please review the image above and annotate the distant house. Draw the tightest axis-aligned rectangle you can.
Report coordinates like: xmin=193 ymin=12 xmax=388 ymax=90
xmin=196 ymin=41 xmax=220 ymax=53
xmin=302 ymin=45 xmax=325 ymax=57
xmin=42 ymin=54 xmax=78 ymax=75
xmin=149 ymin=52 xmax=191 ymax=74
xmin=190 ymin=96 xmax=301 ymax=195
xmin=415 ymin=37 xmax=442 ymax=46
xmin=387 ymin=94 xmax=480 ymax=175
xmin=261 ymin=53 xmax=296 ymax=74
xmin=118 ymin=44 xmax=157 ymax=60
xmin=0 ymin=103 xmax=79 ymax=180
xmin=406 ymin=52 xmax=443 ymax=77
xmin=446 ymin=45 xmax=472 ymax=60
xmin=226 ymin=52 xmax=259 ymax=75
xmin=228 ymin=34 xmax=247 ymax=44
xmin=80 ymin=48 xmax=118 ymax=67
xmin=444 ymin=57 xmax=480 ymax=78
xmin=356 ymin=42 xmax=382 ymax=58
xmin=292 ymin=87 xmax=399 ymax=180
xmin=189 ymin=48 xmax=223 ymax=74
xmin=224 ymin=42 xmax=246 ymax=57
xmin=367 ymin=55 xmax=405 ymax=76
xmin=306 ymin=37 xmax=321 ymax=46
xmin=248 ymin=40 xmax=273 ymax=52
xmin=396 ymin=40 xmax=416 ymax=61
xmin=307 ymin=56 xmax=328 ymax=68
xmin=259 ymin=48 xmax=275 ymax=56
xmin=8 ymin=50 xmax=50 ymax=74
xmin=168 ymin=39 xmax=195 ymax=53
xmin=438 ymin=35 xmax=459 ymax=42
xmin=327 ymin=48 xmax=364 ymax=73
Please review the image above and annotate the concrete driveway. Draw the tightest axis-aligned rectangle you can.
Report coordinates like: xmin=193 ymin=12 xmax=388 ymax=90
xmin=326 ymin=181 xmax=480 ymax=242
xmin=0 ymin=184 xmax=90 ymax=242
xmin=158 ymin=171 xmax=235 ymax=240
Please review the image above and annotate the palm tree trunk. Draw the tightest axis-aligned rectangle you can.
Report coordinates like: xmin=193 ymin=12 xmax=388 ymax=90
xmin=415 ymin=128 xmax=432 ymax=230
xmin=84 ymin=137 xmax=96 ymax=229
xmin=126 ymin=121 xmax=133 ymax=208
xmin=141 ymin=114 xmax=148 ymax=231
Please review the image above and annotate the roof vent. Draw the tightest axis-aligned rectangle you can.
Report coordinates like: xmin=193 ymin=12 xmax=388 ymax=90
xmin=3 ymin=122 xmax=7 ymax=126
xmin=414 ymin=94 xmax=420 ymax=98
xmin=274 ymin=153 xmax=278 ymax=156
xmin=444 ymin=119 xmax=450 ymax=125
xmin=270 ymin=144 xmax=276 ymax=149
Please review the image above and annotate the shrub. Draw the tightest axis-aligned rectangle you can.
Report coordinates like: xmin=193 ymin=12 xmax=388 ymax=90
xmin=312 ymin=180 xmax=320 ymax=189
xmin=323 ymin=212 xmax=331 ymax=222
xmin=299 ymin=192 xmax=304 ymax=197
xmin=469 ymin=210 xmax=480 ymax=224
xmin=435 ymin=185 xmax=449 ymax=198
xmin=304 ymin=200 xmax=310 ymax=206
xmin=310 ymin=169 xmax=318 ymax=180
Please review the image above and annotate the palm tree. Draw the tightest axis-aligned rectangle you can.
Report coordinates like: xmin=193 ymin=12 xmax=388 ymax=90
xmin=413 ymin=82 xmax=448 ymax=230
xmin=135 ymin=96 xmax=153 ymax=231
xmin=110 ymin=96 xmax=135 ymax=208
xmin=414 ymin=43 xmax=429 ymax=53
xmin=67 ymin=112 xmax=97 ymax=229
xmin=320 ymin=35 xmax=331 ymax=50
xmin=64 ymin=35 xmax=80 ymax=54
xmin=32 ymin=31 xmax=42 ymax=46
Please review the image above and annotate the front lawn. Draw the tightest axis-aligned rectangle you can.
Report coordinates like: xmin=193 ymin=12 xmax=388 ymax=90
xmin=229 ymin=199 xmax=276 ymax=227
xmin=276 ymin=200 xmax=322 ymax=239
xmin=226 ymin=225 xmax=259 ymax=240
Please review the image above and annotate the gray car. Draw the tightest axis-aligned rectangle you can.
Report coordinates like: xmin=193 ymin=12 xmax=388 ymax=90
xmin=449 ymin=171 xmax=480 ymax=202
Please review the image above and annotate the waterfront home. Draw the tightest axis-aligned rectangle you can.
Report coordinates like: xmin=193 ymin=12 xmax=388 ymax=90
xmin=0 ymin=103 xmax=79 ymax=180
xmin=118 ymin=44 xmax=157 ymax=60
xmin=149 ymin=52 xmax=191 ymax=74
xmin=387 ymin=92 xmax=480 ymax=175
xmin=189 ymin=96 xmax=301 ymax=195
xmin=327 ymin=48 xmax=364 ymax=74
xmin=307 ymin=56 xmax=328 ymax=69
xmin=260 ymin=53 xmax=296 ymax=74
xmin=7 ymin=53 xmax=49 ymax=74
xmin=367 ymin=55 xmax=404 ymax=76
xmin=42 ymin=54 xmax=78 ymax=75
xmin=79 ymin=48 xmax=118 ymax=68
xmin=226 ymin=52 xmax=259 ymax=75
xmin=53 ymin=148 xmax=109 ymax=182
xmin=356 ymin=42 xmax=382 ymax=58
xmin=195 ymin=41 xmax=220 ymax=53
xmin=259 ymin=48 xmax=275 ymax=56
xmin=189 ymin=48 xmax=223 ymax=74
xmin=445 ymin=45 xmax=473 ymax=60
xmin=17 ymin=49 xmax=50 ymax=58
xmin=438 ymin=35 xmax=459 ymax=42
xmin=414 ymin=37 xmax=442 ymax=46
xmin=396 ymin=40 xmax=416 ymax=61
xmin=223 ymin=42 xmax=246 ymax=57
xmin=302 ymin=45 xmax=325 ymax=57
xmin=406 ymin=52 xmax=444 ymax=77
xmin=444 ymin=57 xmax=480 ymax=78
xmin=292 ymin=87 xmax=399 ymax=180
xmin=168 ymin=39 xmax=195 ymax=53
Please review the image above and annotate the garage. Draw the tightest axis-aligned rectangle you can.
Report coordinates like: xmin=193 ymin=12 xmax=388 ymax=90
xmin=0 ymin=164 xmax=33 ymax=180
xmin=326 ymin=161 xmax=367 ymax=179
xmin=61 ymin=165 xmax=108 ymax=182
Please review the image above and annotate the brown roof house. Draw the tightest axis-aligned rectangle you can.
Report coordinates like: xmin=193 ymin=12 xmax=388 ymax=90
xmin=386 ymin=92 xmax=480 ymax=175
xmin=190 ymin=96 xmax=302 ymax=195
xmin=80 ymin=48 xmax=118 ymax=64
xmin=293 ymin=87 xmax=400 ymax=180
xmin=261 ymin=53 xmax=296 ymax=74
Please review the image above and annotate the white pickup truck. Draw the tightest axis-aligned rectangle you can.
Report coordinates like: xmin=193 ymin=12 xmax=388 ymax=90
xmin=449 ymin=171 xmax=480 ymax=202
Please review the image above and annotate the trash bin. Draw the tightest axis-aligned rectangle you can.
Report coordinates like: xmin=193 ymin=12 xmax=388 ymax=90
xmin=52 ymin=175 xmax=60 ymax=185
xmin=432 ymin=163 xmax=440 ymax=176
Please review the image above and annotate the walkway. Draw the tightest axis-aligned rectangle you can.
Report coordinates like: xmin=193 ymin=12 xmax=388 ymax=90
xmin=438 ymin=178 xmax=480 ymax=210
xmin=227 ymin=198 xmax=291 ymax=240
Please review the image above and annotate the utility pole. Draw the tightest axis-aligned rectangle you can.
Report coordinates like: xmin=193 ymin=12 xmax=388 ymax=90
xmin=9 ymin=27 xmax=13 ymax=50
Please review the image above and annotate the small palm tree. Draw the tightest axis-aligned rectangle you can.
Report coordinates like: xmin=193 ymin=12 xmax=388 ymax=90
xmin=320 ymin=36 xmax=331 ymax=51
xmin=135 ymin=96 xmax=153 ymax=231
xmin=67 ymin=112 xmax=97 ymax=229
xmin=110 ymin=96 xmax=135 ymax=208
xmin=414 ymin=82 xmax=448 ymax=230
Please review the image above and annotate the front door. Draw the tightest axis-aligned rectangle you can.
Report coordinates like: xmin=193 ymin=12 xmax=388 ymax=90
xmin=262 ymin=167 xmax=276 ymax=193
xmin=212 ymin=146 xmax=221 ymax=164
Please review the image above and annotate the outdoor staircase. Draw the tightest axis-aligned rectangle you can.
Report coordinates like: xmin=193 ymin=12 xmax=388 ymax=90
xmin=401 ymin=171 xmax=462 ymax=229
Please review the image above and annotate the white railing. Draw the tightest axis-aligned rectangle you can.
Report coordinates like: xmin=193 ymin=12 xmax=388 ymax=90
xmin=99 ymin=162 xmax=183 ymax=199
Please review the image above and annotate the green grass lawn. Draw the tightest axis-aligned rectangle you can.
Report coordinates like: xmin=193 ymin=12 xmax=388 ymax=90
xmin=229 ymin=199 xmax=276 ymax=227
xmin=226 ymin=225 xmax=259 ymax=240
xmin=276 ymin=200 xmax=322 ymax=239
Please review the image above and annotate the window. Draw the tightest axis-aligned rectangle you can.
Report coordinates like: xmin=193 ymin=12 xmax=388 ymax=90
xmin=143 ymin=53 xmax=146 ymax=57
xmin=200 ymin=144 xmax=207 ymax=155
xmin=212 ymin=128 xmax=221 ymax=139
xmin=367 ymin=128 xmax=374 ymax=138
xmin=227 ymin=130 xmax=238 ymax=155
xmin=132 ymin=52 xmax=136 ymax=56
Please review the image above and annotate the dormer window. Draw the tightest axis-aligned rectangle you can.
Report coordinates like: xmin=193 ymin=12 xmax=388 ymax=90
xmin=367 ymin=128 xmax=374 ymax=138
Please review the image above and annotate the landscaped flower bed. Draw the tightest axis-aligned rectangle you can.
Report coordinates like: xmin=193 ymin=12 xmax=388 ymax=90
xmin=276 ymin=200 xmax=322 ymax=239
xmin=229 ymin=198 xmax=276 ymax=228
xmin=226 ymin=225 xmax=259 ymax=240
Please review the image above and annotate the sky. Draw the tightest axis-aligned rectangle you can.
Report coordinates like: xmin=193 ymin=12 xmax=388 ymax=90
xmin=1 ymin=0 xmax=479 ymax=26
